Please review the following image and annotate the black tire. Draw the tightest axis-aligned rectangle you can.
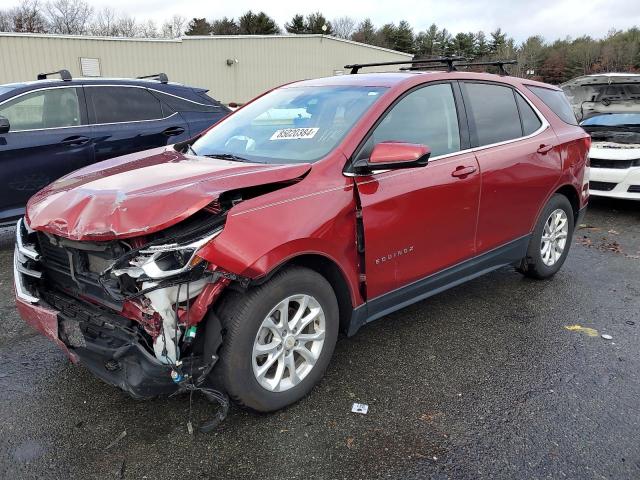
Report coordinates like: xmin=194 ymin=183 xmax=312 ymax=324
xmin=216 ymin=266 xmax=339 ymax=412
xmin=518 ymin=194 xmax=575 ymax=279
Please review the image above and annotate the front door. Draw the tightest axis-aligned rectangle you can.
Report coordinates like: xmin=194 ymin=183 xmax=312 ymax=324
xmin=0 ymin=87 xmax=92 ymax=222
xmin=352 ymin=82 xmax=480 ymax=299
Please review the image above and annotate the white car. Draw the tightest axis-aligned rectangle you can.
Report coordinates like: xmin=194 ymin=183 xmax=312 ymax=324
xmin=562 ymin=73 xmax=640 ymax=200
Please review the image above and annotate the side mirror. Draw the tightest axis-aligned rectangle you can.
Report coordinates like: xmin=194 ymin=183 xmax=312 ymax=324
xmin=0 ymin=116 xmax=9 ymax=134
xmin=355 ymin=141 xmax=431 ymax=172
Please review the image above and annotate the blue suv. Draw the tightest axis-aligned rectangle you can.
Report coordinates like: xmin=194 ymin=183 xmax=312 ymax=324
xmin=0 ymin=70 xmax=230 ymax=226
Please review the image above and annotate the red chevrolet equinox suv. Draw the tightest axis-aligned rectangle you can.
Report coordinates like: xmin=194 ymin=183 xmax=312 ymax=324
xmin=15 ymin=62 xmax=590 ymax=412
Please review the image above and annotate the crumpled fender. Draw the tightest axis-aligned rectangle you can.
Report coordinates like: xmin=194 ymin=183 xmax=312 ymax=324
xmin=25 ymin=146 xmax=311 ymax=241
xmin=197 ymin=173 xmax=363 ymax=307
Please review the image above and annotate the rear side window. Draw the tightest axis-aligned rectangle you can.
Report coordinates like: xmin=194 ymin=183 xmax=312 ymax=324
xmin=515 ymin=93 xmax=542 ymax=135
xmin=462 ymin=83 xmax=522 ymax=146
xmin=0 ymin=88 xmax=81 ymax=131
xmin=527 ymin=86 xmax=577 ymax=125
xmin=150 ymin=90 xmax=221 ymax=114
xmin=355 ymin=83 xmax=461 ymax=160
xmin=87 ymin=87 xmax=163 ymax=124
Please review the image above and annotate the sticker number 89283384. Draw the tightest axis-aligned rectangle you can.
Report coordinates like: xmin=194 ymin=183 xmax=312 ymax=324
xmin=270 ymin=127 xmax=319 ymax=140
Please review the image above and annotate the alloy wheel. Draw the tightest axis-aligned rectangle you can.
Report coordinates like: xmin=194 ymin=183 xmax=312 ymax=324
xmin=540 ymin=208 xmax=569 ymax=266
xmin=252 ymin=294 xmax=326 ymax=392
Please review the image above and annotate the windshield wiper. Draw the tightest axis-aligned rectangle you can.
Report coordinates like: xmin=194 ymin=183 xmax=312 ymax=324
xmin=203 ymin=152 xmax=255 ymax=163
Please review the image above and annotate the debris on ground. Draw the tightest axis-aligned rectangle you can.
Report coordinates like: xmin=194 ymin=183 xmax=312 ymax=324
xmin=576 ymin=234 xmax=624 ymax=255
xmin=564 ymin=324 xmax=599 ymax=337
xmin=105 ymin=430 xmax=127 ymax=450
xmin=601 ymin=334 xmax=613 ymax=340
xmin=346 ymin=437 xmax=355 ymax=449
xmin=351 ymin=403 xmax=368 ymax=414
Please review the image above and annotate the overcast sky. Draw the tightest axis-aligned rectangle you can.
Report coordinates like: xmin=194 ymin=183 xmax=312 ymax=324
xmin=6 ymin=0 xmax=640 ymax=42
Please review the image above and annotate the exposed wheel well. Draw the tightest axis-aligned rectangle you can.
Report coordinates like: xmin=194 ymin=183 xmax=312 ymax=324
xmin=555 ymin=185 xmax=580 ymax=223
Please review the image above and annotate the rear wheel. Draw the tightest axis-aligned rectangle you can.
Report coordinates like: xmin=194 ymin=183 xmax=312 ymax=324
xmin=216 ymin=267 xmax=339 ymax=412
xmin=518 ymin=194 xmax=574 ymax=279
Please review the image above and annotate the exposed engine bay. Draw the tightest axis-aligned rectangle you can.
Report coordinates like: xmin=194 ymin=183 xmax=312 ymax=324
xmin=18 ymin=191 xmax=254 ymax=365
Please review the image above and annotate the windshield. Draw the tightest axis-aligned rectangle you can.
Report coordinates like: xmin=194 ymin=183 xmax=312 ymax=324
xmin=581 ymin=113 xmax=640 ymax=127
xmin=190 ymin=85 xmax=387 ymax=163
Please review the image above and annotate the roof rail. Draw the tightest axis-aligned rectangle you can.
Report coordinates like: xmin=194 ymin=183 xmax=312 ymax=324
xmin=344 ymin=57 xmax=466 ymax=74
xmin=401 ymin=59 xmax=517 ymax=76
xmin=137 ymin=73 xmax=169 ymax=84
xmin=37 ymin=69 xmax=72 ymax=81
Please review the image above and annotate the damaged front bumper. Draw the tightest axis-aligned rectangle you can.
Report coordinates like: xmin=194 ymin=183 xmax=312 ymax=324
xmin=13 ymin=218 xmax=231 ymax=399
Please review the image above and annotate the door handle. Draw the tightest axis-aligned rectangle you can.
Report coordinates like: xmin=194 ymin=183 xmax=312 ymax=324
xmin=60 ymin=135 xmax=90 ymax=147
xmin=162 ymin=126 xmax=185 ymax=137
xmin=537 ymin=144 xmax=554 ymax=154
xmin=451 ymin=165 xmax=477 ymax=178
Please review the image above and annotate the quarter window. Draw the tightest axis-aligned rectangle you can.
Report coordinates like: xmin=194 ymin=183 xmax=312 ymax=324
xmin=462 ymin=83 xmax=522 ymax=146
xmin=515 ymin=93 xmax=542 ymax=135
xmin=0 ymin=88 xmax=81 ymax=131
xmin=356 ymin=83 xmax=461 ymax=161
xmin=527 ymin=86 xmax=577 ymax=125
xmin=87 ymin=87 xmax=163 ymax=124
xmin=150 ymin=90 xmax=222 ymax=114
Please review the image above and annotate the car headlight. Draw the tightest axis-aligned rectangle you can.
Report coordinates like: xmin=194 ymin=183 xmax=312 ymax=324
xmin=115 ymin=228 xmax=222 ymax=280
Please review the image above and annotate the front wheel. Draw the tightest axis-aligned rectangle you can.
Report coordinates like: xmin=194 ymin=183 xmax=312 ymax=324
xmin=216 ymin=267 xmax=339 ymax=412
xmin=518 ymin=194 xmax=575 ymax=279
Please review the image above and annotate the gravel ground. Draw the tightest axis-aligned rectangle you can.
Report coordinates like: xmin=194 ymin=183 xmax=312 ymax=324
xmin=0 ymin=196 xmax=638 ymax=480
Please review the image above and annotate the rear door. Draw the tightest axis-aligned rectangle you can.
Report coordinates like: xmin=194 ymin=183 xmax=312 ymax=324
xmin=149 ymin=89 xmax=229 ymax=136
xmin=0 ymin=86 xmax=92 ymax=221
xmin=84 ymin=86 xmax=189 ymax=163
xmin=460 ymin=81 xmax=562 ymax=252
xmin=353 ymin=82 xmax=480 ymax=298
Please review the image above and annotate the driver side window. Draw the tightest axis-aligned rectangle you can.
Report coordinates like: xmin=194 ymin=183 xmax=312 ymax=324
xmin=355 ymin=83 xmax=461 ymax=161
xmin=0 ymin=88 xmax=81 ymax=131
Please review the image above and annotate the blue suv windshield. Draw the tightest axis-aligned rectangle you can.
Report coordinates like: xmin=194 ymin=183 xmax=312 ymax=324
xmin=581 ymin=113 xmax=640 ymax=127
xmin=190 ymin=85 xmax=387 ymax=163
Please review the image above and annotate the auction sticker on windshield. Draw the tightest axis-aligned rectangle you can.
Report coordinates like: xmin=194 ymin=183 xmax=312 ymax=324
xmin=270 ymin=128 xmax=319 ymax=140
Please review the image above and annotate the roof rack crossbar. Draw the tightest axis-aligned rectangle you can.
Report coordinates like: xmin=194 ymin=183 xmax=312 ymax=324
xmin=37 ymin=69 xmax=72 ymax=81
xmin=137 ymin=73 xmax=169 ymax=84
xmin=345 ymin=57 xmax=466 ymax=74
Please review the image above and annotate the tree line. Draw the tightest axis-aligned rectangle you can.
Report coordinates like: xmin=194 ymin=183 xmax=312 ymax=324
xmin=1 ymin=0 xmax=638 ymax=84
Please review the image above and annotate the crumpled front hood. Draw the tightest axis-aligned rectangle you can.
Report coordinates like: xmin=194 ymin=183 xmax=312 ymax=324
xmin=26 ymin=146 xmax=311 ymax=241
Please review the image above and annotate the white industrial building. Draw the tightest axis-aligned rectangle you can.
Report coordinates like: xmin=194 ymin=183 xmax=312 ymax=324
xmin=0 ymin=33 xmax=412 ymax=103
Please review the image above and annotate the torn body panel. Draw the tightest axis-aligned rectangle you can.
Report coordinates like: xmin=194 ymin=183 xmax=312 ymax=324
xmin=196 ymin=160 xmax=364 ymax=309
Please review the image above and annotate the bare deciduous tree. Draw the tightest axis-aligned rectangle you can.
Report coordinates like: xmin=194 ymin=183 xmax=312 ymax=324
xmin=161 ymin=14 xmax=186 ymax=38
xmin=90 ymin=7 xmax=117 ymax=36
xmin=10 ymin=0 xmax=48 ymax=33
xmin=116 ymin=15 xmax=137 ymax=37
xmin=138 ymin=19 xmax=158 ymax=38
xmin=0 ymin=10 xmax=13 ymax=32
xmin=331 ymin=16 xmax=356 ymax=39
xmin=46 ymin=0 xmax=93 ymax=35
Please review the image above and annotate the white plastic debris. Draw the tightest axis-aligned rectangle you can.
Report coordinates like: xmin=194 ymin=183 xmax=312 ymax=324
xmin=601 ymin=334 xmax=613 ymax=340
xmin=351 ymin=403 xmax=368 ymax=414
